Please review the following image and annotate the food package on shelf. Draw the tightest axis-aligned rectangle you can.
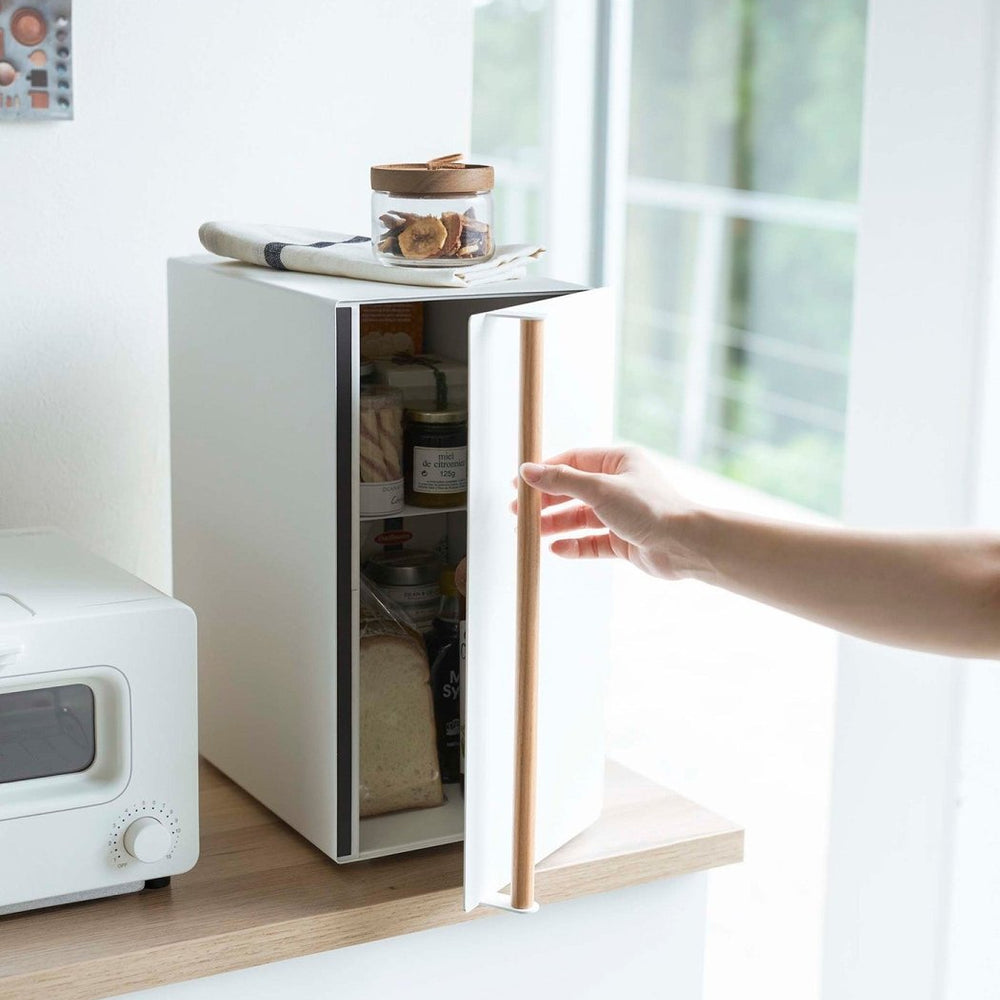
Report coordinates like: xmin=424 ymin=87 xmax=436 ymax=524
xmin=373 ymin=353 xmax=468 ymax=408
xmin=359 ymin=386 xmax=404 ymax=518
xmin=360 ymin=302 xmax=424 ymax=358
xmin=358 ymin=581 xmax=443 ymax=818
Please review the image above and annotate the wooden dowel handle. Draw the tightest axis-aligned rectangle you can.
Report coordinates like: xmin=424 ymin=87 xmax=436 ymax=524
xmin=511 ymin=318 xmax=544 ymax=911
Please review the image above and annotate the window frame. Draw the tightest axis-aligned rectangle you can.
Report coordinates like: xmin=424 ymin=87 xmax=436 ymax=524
xmin=823 ymin=1 xmax=1000 ymax=998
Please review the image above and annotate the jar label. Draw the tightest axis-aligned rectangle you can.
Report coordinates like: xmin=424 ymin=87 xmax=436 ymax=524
xmin=383 ymin=582 xmax=440 ymax=630
xmin=412 ymin=446 xmax=468 ymax=494
xmin=360 ymin=479 xmax=404 ymax=517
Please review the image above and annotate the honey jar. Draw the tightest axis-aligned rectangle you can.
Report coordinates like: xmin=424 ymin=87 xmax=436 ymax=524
xmin=404 ymin=406 xmax=468 ymax=507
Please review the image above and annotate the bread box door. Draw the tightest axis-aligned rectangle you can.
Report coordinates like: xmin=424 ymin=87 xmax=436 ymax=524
xmin=463 ymin=289 xmax=614 ymax=912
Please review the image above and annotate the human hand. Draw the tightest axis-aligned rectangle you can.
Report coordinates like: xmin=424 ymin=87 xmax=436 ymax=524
xmin=517 ymin=446 xmax=708 ymax=581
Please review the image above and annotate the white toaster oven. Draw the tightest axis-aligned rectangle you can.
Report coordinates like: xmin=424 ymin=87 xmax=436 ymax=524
xmin=0 ymin=529 xmax=199 ymax=916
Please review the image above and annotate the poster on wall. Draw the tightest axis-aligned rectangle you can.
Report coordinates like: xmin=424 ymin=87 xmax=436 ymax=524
xmin=0 ymin=1 xmax=72 ymax=120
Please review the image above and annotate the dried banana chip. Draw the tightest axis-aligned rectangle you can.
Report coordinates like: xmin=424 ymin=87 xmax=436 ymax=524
xmin=398 ymin=216 xmax=448 ymax=259
xmin=441 ymin=212 xmax=463 ymax=256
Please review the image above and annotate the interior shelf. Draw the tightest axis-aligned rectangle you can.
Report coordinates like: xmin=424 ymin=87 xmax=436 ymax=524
xmin=360 ymin=503 xmax=467 ymax=523
xmin=358 ymin=782 xmax=465 ymax=860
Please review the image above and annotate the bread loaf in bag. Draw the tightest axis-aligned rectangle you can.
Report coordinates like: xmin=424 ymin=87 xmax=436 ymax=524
xmin=359 ymin=589 xmax=443 ymax=818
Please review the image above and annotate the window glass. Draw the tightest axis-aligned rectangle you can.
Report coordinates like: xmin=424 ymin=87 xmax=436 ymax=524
xmin=629 ymin=0 xmax=865 ymax=201
xmin=620 ymin=0 xmax=866 ymax=514
xmin=0 ymin=684 xmax=96 ymax=783
xmin=618 ymin=204 xmax=701 ymax=454
xmin=472 ymin=0 xmax=548 ymax=246
xmin=472 ymin=0 xmax=546 ymax=163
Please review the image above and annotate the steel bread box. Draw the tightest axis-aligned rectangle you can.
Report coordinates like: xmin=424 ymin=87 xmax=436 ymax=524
xmin=168 ymin=257 xmax=614 ymax=913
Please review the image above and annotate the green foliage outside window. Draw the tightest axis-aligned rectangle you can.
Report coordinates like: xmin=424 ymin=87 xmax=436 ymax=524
xmin=473 ymin=0 xmax=867 ymax=516
xmin=623 ymin=0 xmax=866 ymax=515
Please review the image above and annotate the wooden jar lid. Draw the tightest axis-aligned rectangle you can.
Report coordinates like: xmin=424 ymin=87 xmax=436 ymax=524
xmin=371 ymin=155 xmax=494 ymax=197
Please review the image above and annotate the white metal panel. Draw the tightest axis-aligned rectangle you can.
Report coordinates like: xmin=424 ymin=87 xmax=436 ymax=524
xmin=464 ymin=289 xmax=614 ymax=911
xmin=169 ymin=259 xmax=343 ymax=858
xmin=173 ymin=256 xmax=580 ymax=308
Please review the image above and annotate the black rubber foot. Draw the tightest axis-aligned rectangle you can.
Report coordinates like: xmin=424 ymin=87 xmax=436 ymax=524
xmin=143 ymin=876 xmax=172 ymax=891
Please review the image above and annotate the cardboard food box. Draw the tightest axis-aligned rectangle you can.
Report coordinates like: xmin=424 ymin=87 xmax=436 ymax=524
xmin=373 ymin=355 xmax=468 ymax=407
xmin=360 ymin=303 xmax=424 ymax=358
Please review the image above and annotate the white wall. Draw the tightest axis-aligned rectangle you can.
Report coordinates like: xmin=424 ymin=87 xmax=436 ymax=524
xmin=0 ymin=0 xmax=473 ymax=591
xmin=823 ymin=0 xmax=997 ymax=997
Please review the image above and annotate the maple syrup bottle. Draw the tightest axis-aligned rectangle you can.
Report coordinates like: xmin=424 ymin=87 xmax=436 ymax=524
xmin=427 ymin=568 xmax=463 ymax=784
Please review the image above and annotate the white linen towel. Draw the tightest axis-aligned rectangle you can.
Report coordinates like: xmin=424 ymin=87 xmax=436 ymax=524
xmin=198 ymin=221 xmax=545 ymax=288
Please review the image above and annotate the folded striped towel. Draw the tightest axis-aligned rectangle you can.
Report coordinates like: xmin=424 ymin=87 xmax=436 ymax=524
xmin=198 ymin=221 xmax=545 ymax=288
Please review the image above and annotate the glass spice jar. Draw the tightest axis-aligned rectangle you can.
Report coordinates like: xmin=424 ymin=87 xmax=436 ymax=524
xmin=404 ymin=406 xmax=468 ymax=507
xmin=371 ymin=156 xmax=494 ymax=268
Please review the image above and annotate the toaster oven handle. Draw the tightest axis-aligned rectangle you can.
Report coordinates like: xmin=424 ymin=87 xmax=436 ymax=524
xmin=511 ymin=317 xmax=544 ymax=913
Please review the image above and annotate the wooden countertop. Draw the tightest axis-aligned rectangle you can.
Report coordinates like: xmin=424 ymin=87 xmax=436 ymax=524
xmin=0 ymin=760 xmax=742 ymax=1000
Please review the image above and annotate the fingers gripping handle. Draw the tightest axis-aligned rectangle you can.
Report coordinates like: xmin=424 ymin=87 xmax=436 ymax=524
xmin=512 ymin=318 xmax=544 ymax=912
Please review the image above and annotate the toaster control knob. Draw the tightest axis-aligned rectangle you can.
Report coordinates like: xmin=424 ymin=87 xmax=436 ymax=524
xmin=123 ymin=817 xmax=172 ymax=863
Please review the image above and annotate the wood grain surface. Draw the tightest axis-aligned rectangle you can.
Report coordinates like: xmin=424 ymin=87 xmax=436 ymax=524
xmin=0 ymin=759 xmax=742 ymax=1000
xmin=512 ymin=316 xmax=544 ymax=911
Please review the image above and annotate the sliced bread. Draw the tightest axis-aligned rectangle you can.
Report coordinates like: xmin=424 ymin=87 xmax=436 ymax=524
xmin=359 ymin=632 xmax=444 ymax=817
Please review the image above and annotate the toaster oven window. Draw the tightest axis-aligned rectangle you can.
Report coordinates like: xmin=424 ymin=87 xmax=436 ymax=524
xmin=0 ymin=684 xmax=96 ymax=784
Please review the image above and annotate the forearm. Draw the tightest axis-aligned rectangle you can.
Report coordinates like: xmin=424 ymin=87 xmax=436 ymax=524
xmin=681 ymin=510 xmax=1000 ymax=659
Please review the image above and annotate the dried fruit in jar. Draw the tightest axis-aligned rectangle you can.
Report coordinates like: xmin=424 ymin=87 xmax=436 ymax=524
xmin=460 ymin=215 xmax=489 ymax=234
xmin=378 ymin=213 xmax=408 ymax=237
xmin=398 ymin=216 xmax=448 ymax=260
xmin=377 ymin=210 xmax=492 ymax=262
xmin=456 ymin=218 xmax=493 ymax=258
xmin=441 ymin=212 xmax=463 ymax=256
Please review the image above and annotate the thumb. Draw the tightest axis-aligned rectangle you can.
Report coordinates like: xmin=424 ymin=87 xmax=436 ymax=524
xmin=520 ymin=461 xmax=610 ymax=507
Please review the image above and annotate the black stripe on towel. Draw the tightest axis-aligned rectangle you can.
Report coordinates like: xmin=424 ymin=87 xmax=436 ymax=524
xmin=262 ymin=236 xmax=371 ymax=271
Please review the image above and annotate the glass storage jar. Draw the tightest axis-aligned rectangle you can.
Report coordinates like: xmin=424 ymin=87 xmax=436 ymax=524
xmin=404 ymin=405 xmax=468 ymax=507
xmin=371 ymin=158 xmax=494 ymax=267
xmin=359 ymin=386 xmax=404 ymax=518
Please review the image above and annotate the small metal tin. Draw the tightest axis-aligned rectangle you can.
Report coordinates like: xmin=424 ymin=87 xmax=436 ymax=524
xmin=363 ymin=550 xmax=442 ymax=631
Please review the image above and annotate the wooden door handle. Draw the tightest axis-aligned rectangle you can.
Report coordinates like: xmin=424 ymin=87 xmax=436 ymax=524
xmin=511 ymin=318 xmax=544 ymax=912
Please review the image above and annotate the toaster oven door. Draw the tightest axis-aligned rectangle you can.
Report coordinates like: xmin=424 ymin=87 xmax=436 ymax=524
xmin=0 ymin=682 xmax=96 ymax=784
xmin=0 ymin=666 xmax=132 ymax=821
